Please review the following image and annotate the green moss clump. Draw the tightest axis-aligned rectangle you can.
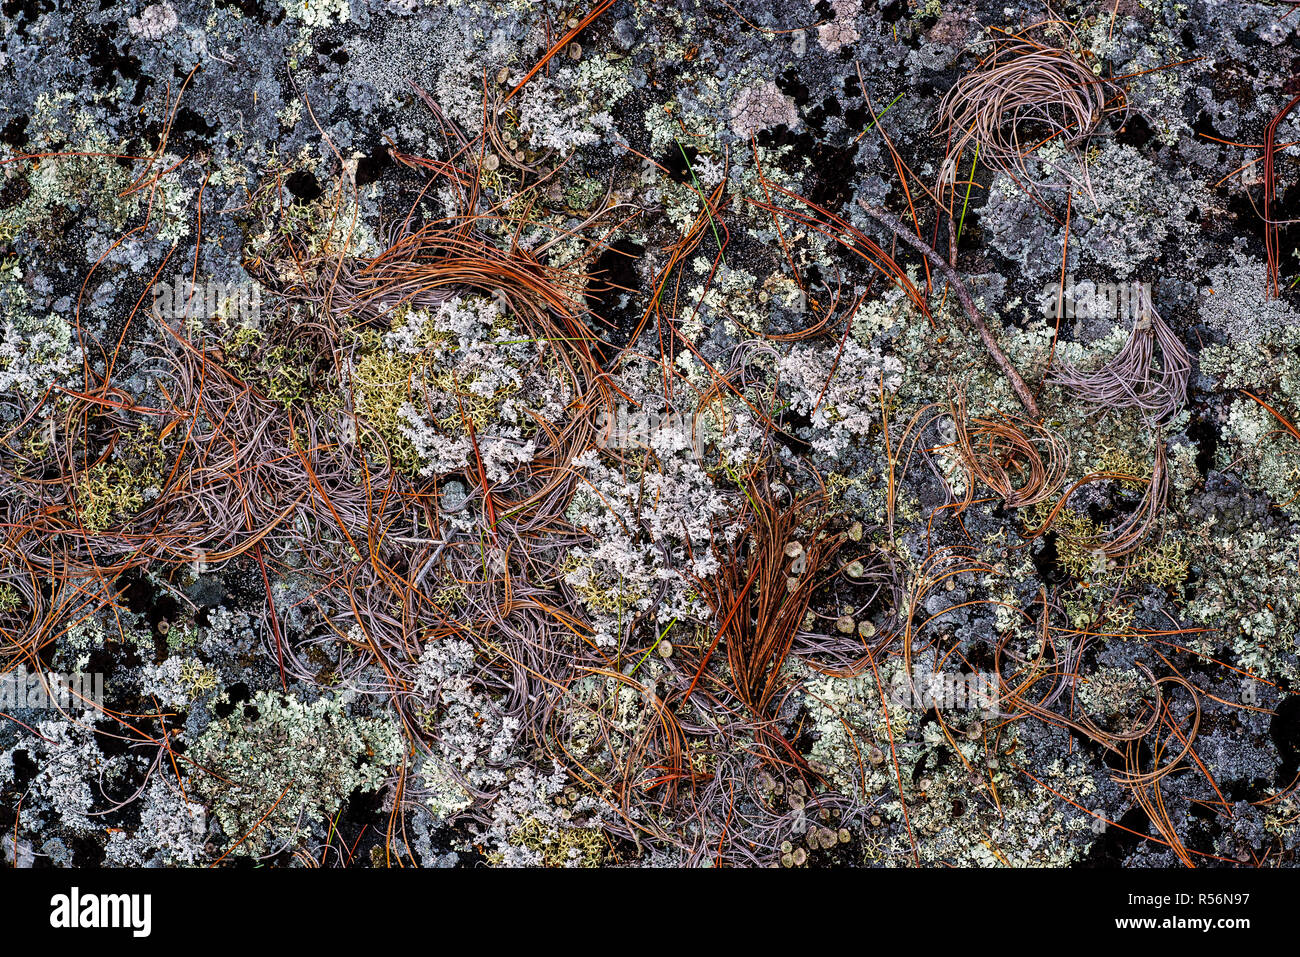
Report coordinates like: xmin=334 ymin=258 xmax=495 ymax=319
xmin=226 ymin=327 xmax=338 ymax=413
xmin=1094 ymin=446 xmax=1147 ymax=491
xmin=1024 ymin=502 xmax=1188 ymax=590
xmin=1125 ymin=538 xmax=1189 ymax=589
xmin=72 ymin=428 xmax=168 ymax=534
xmin=348 ymin=331 xmax=425 ymax=474
xmin=0 ymin=584 xmax=22 ymax=614
xmin=505 ymin=818 xmax=608 ymax=868
xmin=560 ymin=554 xmax=647 ymax=618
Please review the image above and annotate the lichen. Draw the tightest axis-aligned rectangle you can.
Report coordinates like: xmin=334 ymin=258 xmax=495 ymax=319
xmin=189 ymin=691 xmax=403 ymax=857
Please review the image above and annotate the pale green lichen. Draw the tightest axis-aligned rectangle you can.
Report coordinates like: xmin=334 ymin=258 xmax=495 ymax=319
xmin=190 ymin=690 xmax=403 ymax=856
xmin=1186 ymin=527 xmax=1300 ymax=681
xmin=280 ymin=0 xmax=350 ymax=29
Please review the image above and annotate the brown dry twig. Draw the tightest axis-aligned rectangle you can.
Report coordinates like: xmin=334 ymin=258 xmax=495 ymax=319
xmin=857 ymin=200 xmax=1041 ymax=418
xmin=935 ymin=26 xmax=1127 ymax=214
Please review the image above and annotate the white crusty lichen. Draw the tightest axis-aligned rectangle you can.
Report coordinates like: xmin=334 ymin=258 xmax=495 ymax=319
xmin=816 ymin=0 xmax=861 ymax=52
xmin=777 ymin=338 xmax=904 ymax=456
xmin=127 ymin=2 xmax=179 ymax=40
xmin=373 ymin=295 xmax=565 ymax=485
xmin=518 ymin=72 xmax=614 ymax=153
xmin=564 ymin=435 xmax=733 ymax=644
xmin=412 ymin=638 xmax=520 ymax=790
xmin=730 ymin=80 xmax=799 ymax=140
xmin=105 ymin=779 xmax=209 ymax=866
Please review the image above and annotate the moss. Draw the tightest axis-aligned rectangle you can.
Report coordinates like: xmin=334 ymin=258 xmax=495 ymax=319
xmin=177 ymin=660 xmax=217 ymax=696
xmin=72 ymin=427 xmax=169 ymax=534
xmin=74 ymin=465 xmax=146 ymax=535
xmin=1094 ymin=445 xmax=1148 ymax=491
xmin=507 ymin=817 xmax=608 ymax=868
xmin=0 ymin=585 xmax=22 ymax=614
xmin=560 ymin=554 xmax=648 ymax=618
xmin=165 ymin=622 xmax=201 ymax=654
xmin=1023 ymin=502 xmax=1188 ymax=590
xmin=227 ymin=328 xmax=337 ymax=413
xmin=243 ymin=162 xmax=380 ymax=281
xmin=1125 ymin=538 xmax=1190 ymax=589
xmin=347 ymin=331 xmax=425 ymax=474
xmin=426 ymin=365 xmax=521 ymax=434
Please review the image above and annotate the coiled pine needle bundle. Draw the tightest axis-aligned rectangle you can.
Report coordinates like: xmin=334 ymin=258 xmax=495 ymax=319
xmin=1049 ymin=298 xmax=1191 ymax=424
xmin=936 ymin=34 xmax=1124 ymax=206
